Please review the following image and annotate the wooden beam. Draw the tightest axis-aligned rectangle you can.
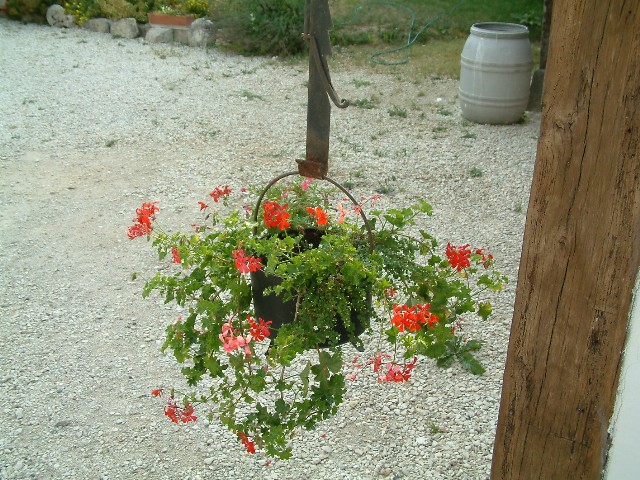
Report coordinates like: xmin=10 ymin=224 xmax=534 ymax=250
xmin=491 ymin=0 xmax=640 ymax=479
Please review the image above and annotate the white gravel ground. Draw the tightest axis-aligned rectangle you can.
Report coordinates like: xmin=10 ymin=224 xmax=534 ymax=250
xmin=0 ymin=18 xmax=539 ymax=480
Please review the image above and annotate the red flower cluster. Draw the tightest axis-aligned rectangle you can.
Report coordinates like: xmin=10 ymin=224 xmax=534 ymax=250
xmin=232 ymin=248 xmax=262 ymax=273
xmin=391 ymin=303 xmax=439 ymax=332
xmin=238 ymin=431 xmax=256 ymax=454
xmin=248 ymin=316 xmax=272 ymax=342
xmin=219 ymin=320 xmax=251 ymax=355
xmin=347 ymin=352 xmax=418 ymax=383
xmin=473 ymin=247 xmax=494 ymax=268
xmin=127 ymin=202 xmax=159 ymax=239
xmin=154 ymin=390 xmax=197 ymax=424
xmin=171 ymin=247 xmax=181 ymax=264
xmin=445 ymin=243 xmax=472 ymax=271
xmin=263 ymin=201 xmax=290 ymax=230
xmin=382 ymin=357 xmax=418 ymax=382
xmin=209 ymin=185 xmax=232 ymax=202
xmin=197 ymin=200 xmax=209 ymax=211
xmin=306 ymin=206 xmax=329 ymax=225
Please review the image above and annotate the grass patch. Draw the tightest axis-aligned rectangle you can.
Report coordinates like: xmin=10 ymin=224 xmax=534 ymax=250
xmin=352 ymin=79 xmax=373 ymax=88
xmin=388 ymin=106 xmax=407 ymax=118
xmin=461 ymin=130 xmax=476 ymax=139
xmin=237 ymin=89 xmax=264 ymax=101
xmin=469 ymin=166 xmax=483 ymax=178
xmin=351 ymin=98 xmax=377 ymax=109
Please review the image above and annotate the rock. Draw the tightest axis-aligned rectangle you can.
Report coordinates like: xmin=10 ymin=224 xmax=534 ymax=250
xmin=145 ymin=27 xmax=173 ymax=44
xmin=189 ymin=18 xmax=216 ymax=47
xmin=111 ymin=18 xmax=139 ymax=39
xmin=380 ymin=467 xmax=393 ymax=477
xmin=203 ymin=457 xmax=214 ymax=465
xmin=174 ymin=28 xmax=189 ymax=45
xmin=84 ymin=18 xmax=111 ymax=34
xmin=139 ymin=23 xmax=152 ymax=37
xmin=46 ymin=4 xmax=75 ymax=28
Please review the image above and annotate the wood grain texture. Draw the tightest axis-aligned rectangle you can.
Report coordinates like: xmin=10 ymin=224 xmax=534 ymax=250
xmin=491 ymin=0 xmax=640 ymax=478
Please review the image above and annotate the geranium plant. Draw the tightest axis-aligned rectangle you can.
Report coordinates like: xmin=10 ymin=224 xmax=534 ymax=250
xmin=128 ymin=175 xmax=506 ymax=459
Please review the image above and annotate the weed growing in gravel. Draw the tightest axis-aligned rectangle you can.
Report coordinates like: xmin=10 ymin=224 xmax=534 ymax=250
xmin=352 ymin=79 xmax=372 ymax=88
xmin=238 ymin=89 xmax=264 ymax=101
xmin=437 ymin=106 xmax=453 ymax=116
xmin=461 ymin=130 xmax=477 ymax=139
xmin=388 ymin=106 xmax=407 ymax=118
xmin=469 ymin=166 xmax=483 ymax=178
xmin=352 ymin=98 xmax=376 ymax=109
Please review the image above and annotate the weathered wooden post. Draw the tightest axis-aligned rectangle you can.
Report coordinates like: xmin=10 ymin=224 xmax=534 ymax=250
xmin=491 ymin=0 xmax=639 ymax=478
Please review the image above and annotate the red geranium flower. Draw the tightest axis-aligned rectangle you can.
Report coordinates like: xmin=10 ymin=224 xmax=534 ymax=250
xmin=171 ymin=247 xmax=181 ymax=264
xmin=209 ymin=185 xmax=232 ymax=202
xmin=263 ymin=201 xmax=290 ymax=230
xmin=445 ymin=243 xmax=472 ymax=271
xmin=238 ymin=431 xmax=256 ymax=454
xmin=248 ymin=316 xmax=272 ymax=342
xmin=391 ymin=303 xmax=438 ymax=332
xmin=306 ymin=206 xmax=329 ymax=225
xmin=232 ymin=248 xmax=262 ymax=273
xmin=127 ymin=202 xmax=159 ymax=239
xmin=382 ymin=357 xmax=418 ymax=383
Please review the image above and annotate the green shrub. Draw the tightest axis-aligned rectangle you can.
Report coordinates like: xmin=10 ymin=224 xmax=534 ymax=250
xmin=96 ymin=0 xmax=148 ymax=21
xmin=64 ymin=0 xmax=101 ymax=24
xmin=6 ymin=0 xmax=58 ymax=21
xmin=64 ymin=0 xmax=151 ymax=23
xmin=215 ymin=0 xmax=306 ymax=56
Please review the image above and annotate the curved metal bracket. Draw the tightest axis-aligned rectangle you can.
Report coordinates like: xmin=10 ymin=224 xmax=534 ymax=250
xmin=304 ymin=33 xmax=350 ymax=109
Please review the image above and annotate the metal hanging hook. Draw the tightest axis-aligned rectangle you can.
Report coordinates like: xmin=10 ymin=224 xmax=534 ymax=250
xmin=296 ymin=0 xmax=350 ymax=180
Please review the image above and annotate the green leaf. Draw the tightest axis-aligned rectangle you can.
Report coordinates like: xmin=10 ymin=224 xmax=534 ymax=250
xmin=418 ymin=341 xmax=448 ymax=359
xmin=436 ymin=354 xmax=454 ymax=368
xmin=248 ymin=374 xmax=266 ymax=393
xmin=457 ymin=351 xmax=486 ymax=375
xmin=275 ymin=398 xmax=287 ymax=415
xmin=299 ymin=363 xmax=311 ymax=397
xmin=415 ymin=199 xmax=433 ymax=215
xmin=460 ymin=339 xmax=483 ymax=352
xmin=318 ymin=350 xmax=343 ymax=374
xmin=477 ymin=302 xmax=492 ymax=320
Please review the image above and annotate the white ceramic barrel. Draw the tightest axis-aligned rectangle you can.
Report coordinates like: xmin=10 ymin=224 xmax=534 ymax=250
xmin=459 ymin=22 xmax=533 ymax=124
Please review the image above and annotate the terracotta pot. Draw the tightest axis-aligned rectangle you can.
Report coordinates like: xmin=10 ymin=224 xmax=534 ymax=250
xmin=148 ymin=12 xmax=195 ymax=27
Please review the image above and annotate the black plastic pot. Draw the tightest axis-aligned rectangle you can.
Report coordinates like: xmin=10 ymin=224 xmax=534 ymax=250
xmin=249 ymin=172 xmax=375 ymax=350
xmin=250 ymin=266 xmax=371 ymax=350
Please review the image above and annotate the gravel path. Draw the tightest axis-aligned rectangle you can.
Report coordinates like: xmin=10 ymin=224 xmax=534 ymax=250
xmin=0 ymin=18 xmax=539 ymax=480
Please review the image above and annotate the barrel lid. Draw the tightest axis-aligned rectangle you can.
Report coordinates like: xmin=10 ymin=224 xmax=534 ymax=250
xmin=470 ymin=22 xmax=529 ymax=39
